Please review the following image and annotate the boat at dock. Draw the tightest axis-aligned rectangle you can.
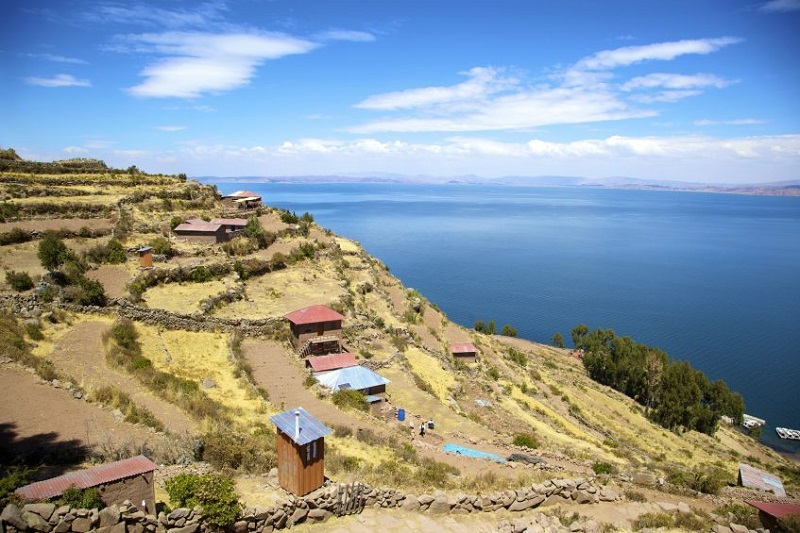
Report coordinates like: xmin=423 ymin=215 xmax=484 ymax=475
xmin=776 ymin=427 xmax=800 ymax=440
xmin=743 ymin=414 xmax=765 ymax=429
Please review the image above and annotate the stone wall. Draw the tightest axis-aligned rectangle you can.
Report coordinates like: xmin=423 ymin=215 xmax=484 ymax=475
xmin=0 ymin=477 xmax=619 ymax=533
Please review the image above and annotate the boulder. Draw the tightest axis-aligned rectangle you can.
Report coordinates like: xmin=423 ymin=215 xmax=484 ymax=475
xmin=711 ymin=526 xmax=733 ymax=533
xmin=289 ymin=506 xmax=308 ymax=526
xmin=599 ymin=488 xmax=619 ymax=502
xmin=572 ymin=490 xmax=594 ymax=504
xmin=729 ymin=524 xmax=750 ymax=533
xmin=427 ymin=496 xmax=452 ymax=514
xmin=166 ymin=524 xmax=198 ymax=533
xmin=677 ymin=502 xmax=692 ymax=514
xmin=633 ymin=472 xmax=657 ymax=486
xmin=71 ymin=517 xmax=94 ymax=532
xmin=307 ymin=508 xmax=332 ymax=522
xmin=1 ymin=504 xmax=29 ymax=530
xmin=401 ymin=495 xmax=420 ymax=512
xmin=22 ymin=510 xmax=53 ymax=532
xmin=98 ymin=505 xmax=121 ymax=527
xmin=53 ymin=520 xmax=71 ymax=533
xmin=23 ymin=503 xmax=56 ymax=522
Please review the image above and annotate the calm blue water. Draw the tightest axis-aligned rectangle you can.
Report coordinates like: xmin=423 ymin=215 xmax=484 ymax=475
xmin=213 ymin=182 xmax=800 ymax=453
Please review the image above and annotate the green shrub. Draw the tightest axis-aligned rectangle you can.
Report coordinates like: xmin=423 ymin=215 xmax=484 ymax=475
xmin=332 ymin=389 xmax=370 ymax=412
xmin=0 ymin=466 xmax=34 ymax=504
xmin=592 ymin=462 xmax=615 ymax=475
xmin=623 ymin=489 xmax=647 ymax=502
xmin=507 ymin=347 xmax=527 ymax=366
xmin=512 ymin=433 xmax=540 ymax=449
xmin=487 ymin=366 xmax=500 ymax=380
xmin=5 ymin=270 xmax=34 ymax=291
xmin=633 ymin=512 xmax=673 ymax=529
xmin=24 ymin=322 xmax=44 ymax=341
xmin=149 ymin=236 xmax=172 ymax=257
xmin=200 ymin=431 xmax=276 ymax=473
xmin=59 ymin=485 xmax=104 ymax=509
xmin=165 ymin=473 xmax=241 ymax=526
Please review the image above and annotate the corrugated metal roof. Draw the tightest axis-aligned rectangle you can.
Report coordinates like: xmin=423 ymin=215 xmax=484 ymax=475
xmin=270 ymin=407 xmax=331 ymax=446
xmin=739 ymin=463 xmax=786 ymax=497
xmin=306 ymin=353 xmax=356 ymax=372
xmin=747 ymin=500 xmax=800 ymax=519
xmin=314 ymin=366 xmax=389 ymax=392
xmin=451 ymin=343 xmax=477 ymax=354
xmin=16 ymin=456 xmax=158 ymax=501
xmin=227 ymin=190 xmax=261 ymax=198
xmin=284 ymin=305 xmax=344 ymax=325
xmin=174 ymin=220 xmax=223 ymax=232
xmin=209 ymin=218 xmax=248 ymax=226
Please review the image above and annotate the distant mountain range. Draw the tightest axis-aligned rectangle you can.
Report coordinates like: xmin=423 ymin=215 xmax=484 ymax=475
xmin=199 ymin=174 xmax=800 ymax=196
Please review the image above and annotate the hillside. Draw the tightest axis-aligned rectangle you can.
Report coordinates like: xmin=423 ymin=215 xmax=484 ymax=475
xmin=1 ymin=156 xmax=798 ymax=531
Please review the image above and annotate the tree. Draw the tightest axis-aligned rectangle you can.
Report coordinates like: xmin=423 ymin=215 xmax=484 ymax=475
xmin=501 ymin=324 xmax=518 ymax=337
xmin=552 ymin=332 xmax=565 ymax=348
xmin=474 ymin=320 xmax=486 ymax=333
xmin=486 ymin=320 xmax=496 ymax=335
xmin=571 ymin=324 xmax=588 ymax=347
xmin=38 ymin=232 xmax=69 ymax=271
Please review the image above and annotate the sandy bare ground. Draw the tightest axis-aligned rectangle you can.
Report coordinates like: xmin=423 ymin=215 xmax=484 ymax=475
xmin=47 ymin=320 xmax=197 ymax=435
xmin=0 ymin=218 xmax=114 ymax=233
xmin=0 ymin=364 xmax=155 ymax=459
xmin=85 ymin=265 xmax=132 ymax=299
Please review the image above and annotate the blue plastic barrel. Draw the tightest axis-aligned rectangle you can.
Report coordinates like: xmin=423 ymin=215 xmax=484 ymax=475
xmin=397 ymin=408 xmax=405 ymax=421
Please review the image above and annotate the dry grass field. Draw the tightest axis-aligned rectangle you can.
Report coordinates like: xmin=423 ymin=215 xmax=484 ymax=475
xmin=2 ymin=168 xmax=797 ymax=531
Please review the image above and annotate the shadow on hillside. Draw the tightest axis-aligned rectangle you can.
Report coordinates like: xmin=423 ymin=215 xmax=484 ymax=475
xmin=0 ymin=422 xmax=89 ymax=478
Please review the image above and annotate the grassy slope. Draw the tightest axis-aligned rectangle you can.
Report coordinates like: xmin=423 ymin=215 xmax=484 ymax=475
xmin=1 ymin=169 xmax=796 ymax=503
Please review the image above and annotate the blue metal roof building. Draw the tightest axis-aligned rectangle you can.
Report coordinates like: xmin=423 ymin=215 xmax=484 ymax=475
xmin=313 ymin=365 xmax=390 ymax=393
xmin=269 ymin=407 xmax=332 ymax=446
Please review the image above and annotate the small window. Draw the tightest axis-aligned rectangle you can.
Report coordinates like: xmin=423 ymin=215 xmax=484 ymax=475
xmin=312 ymin=441 xmax=317 ymax=459
xmin=306 ymin=443 xmax=311 ymax=462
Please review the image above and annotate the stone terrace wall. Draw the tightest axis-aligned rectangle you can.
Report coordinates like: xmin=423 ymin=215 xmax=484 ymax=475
xmin=1 ymin=477 xmax=618 ymax=533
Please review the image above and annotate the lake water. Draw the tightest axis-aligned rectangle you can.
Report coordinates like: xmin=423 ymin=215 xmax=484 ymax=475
xmin=212 ymin=182 xmax=800 ymax=454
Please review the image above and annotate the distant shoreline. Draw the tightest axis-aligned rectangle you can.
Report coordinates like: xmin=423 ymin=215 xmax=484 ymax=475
xmin=198 ymin=176 xmax=800 ymax=197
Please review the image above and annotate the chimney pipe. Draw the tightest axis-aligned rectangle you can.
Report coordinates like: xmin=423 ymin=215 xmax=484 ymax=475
xmin=294 ymin=410 xmax=300 ymax=441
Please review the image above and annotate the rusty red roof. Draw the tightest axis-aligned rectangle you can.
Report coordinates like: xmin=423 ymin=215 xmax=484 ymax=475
xmin=747 ymin=500 xmax=800 ymax=519
xmin=451 ymin=342 xmax=477 ymax=354
xmin=284 ymin=305 xmax=344 ymax=325
xmin=739 ymin=463 xmax=786 ymax=497
xmin=210 ymin=218 xmax=248 ymax=226
xmin=174 ymin=220 xmax=223 ymax=232
xmin=16 ymin=456 xmax=157 ymax=501
xmin=306 ymin=353 xmax=356 ymax=372
xmin=226 ymin=190 xmax=261 ymax=198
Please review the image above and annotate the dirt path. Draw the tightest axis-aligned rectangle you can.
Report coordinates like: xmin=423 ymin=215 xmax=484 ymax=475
xmin=48 ymin=321 xmax=197 ymax=435
xmin=86 ymin=265 xmax=132 ymax=299
xmin=241 ymin=339 xmax=534 ymax=479
xmin=0 ymin=364 xmax=155 ymax=459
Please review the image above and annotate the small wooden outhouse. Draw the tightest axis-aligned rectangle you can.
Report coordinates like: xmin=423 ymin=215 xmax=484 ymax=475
xmin=284 ymin=305 xmax=345 ymax=357
xmin=269 ymin=407 xmax=331 ymax=496
xmin=136 ymin=246 xmax=153 ymax=269
xmin=451 ymin=342 xmax=478 ymax=363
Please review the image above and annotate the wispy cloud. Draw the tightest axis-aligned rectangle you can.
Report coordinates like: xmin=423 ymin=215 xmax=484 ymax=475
xmin=25 ymin=74 xmax=91 ymax=87
xmin=350 ymin=38 xmax=742 ymax=134
xmin=123 ymin=31 xmax=317 ymax=98
xmin=23 ymin=53 xmax=87 ymax=64
xmin=314 ymin=30 xmax=376 ymax=42
xmin=760 ymin=0 xmax=800 ymax=12
xmin=85 ymin=1 xmax=229 ymax=29
xmin=694 ymin=118 xmax=766 ymax=126
xmin=573 ymin=37 xmax=741 ymax=71
xmin=155 ymin=125 xmax=186 ymax=132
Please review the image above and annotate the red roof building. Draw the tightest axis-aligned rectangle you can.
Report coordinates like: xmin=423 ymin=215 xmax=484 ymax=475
xmin=284 ymin=305 xmax=345 ymax=357
xmin=172 ymin=219 xmax=228 ymax=244
xmin=306 ymin=353 xmax=356 ymax=372
xmin=451 ymin=342 xmax=478 ymax=362
xmin=747 ymin=501 xmax=800 ymax=530
xmin=16 ymin=456 xmax=158 ymax=512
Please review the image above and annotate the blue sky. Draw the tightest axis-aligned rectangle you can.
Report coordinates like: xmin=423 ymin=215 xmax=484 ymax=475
xmin=2 ymin=0 xmax=799 ymax=184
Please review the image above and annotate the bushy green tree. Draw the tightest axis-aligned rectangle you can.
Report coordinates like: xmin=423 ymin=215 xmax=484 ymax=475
xmin=165 ymin=473 xmax=240 ymax=526
xmin=501 ymin=324 xmax=518 ymax=337
xmin=5 ymin=270 xmax=34 ymax=292
xmin=552 ymin=332 xmax=565 ymax=348
xmin=38 ymin=232 xmax=70 ymax=271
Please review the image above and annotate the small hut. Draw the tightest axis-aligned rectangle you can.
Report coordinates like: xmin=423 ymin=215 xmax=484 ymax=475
xmin=284 ymin=305 xmax=345 ymax=357
xmin=269 ymin=407 xmax=331 ymax=496
xmin=314 ymin=365 xmax=390 ymax=413
xmin=15 ymin=455 xmax=158 ymax=513
xmin=746 ymin=501 xmax=800 ymax=531
xmin=738 ymin=463 xmax=786 ymax=497
xmin=136 ymin=246 xmax=153 ymax=269
xmin=451 ymin=342 xmax=478 ymax=363
xmin=173 ymin=220 xmax=228 ymax=244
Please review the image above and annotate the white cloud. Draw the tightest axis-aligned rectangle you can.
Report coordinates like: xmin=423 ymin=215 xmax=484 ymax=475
xmin=760 ymin=0 xmax=800 ymax=12
xmin=354 ymin=67 xmax=518 ymax=110
xmin=350 ymin=38 xmax=741 ymax=134
xmin=155 ymin=125 xmax=186 ymax=131
xmin=694 ymin=118 xmax=766 ymax=126
xmin=23 ymin=53 xmax=87 ymax=64
xmin=573 ymin=37 xmax=741 ymax=71
xmin=622 ymin=73 xmax=731 ymax=91
xmin=25 ymin=74 xmax=91 ymax=87
xmin=86 ymin=1 xmax=228 ymax=29
xmin=314 ymin=30 xmax=376 ymax=42
xmin=124 ymin=32 xmax=317 ymax=98
xmin=63 ymin=146 xmax=89 ymax=154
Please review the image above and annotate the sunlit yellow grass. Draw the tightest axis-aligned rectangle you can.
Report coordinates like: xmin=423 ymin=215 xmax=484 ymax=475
xmin=137 ymin=326 xmax=272 ymax=427
xmin=142 ymin=280 xmax=228 ymax=313
xmin=334 ymin=237 xmax=361 ymax=254
xmin=10 ymin=195 xmax=126 ymax=205
xmin=403 ymin=347 xmax=456 ymax=402
xmin=212 ymin=261 xmax=346 ymax=319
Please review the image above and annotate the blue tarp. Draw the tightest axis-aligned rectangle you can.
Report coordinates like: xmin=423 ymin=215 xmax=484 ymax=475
xmin=442 ymin=443 xmax=506 ymax=463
